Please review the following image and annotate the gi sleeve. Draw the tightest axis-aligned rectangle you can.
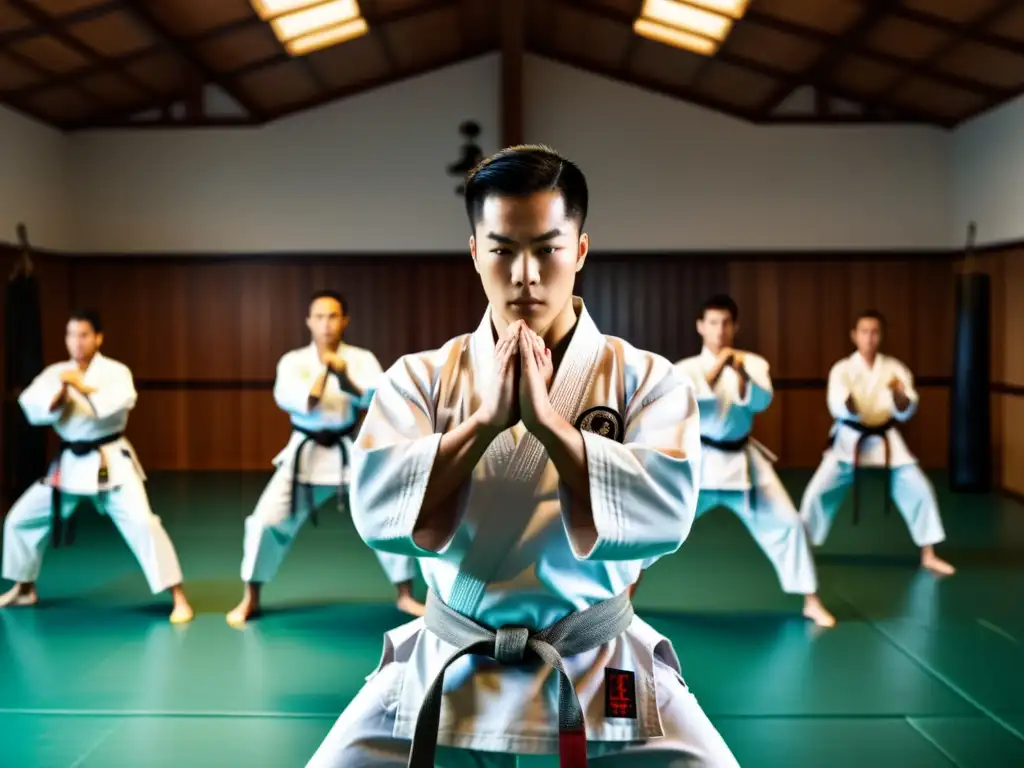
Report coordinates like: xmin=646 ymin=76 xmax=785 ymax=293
xmin=826 ymin=361 xmax=857 ymax=421
xmin=734 ymin=355 xmax=773 ymax=414
xmin=272 ymin=352 xmax=322 ymax=416
xmin=348 ymin=353 xmax=446 ymax=558
xmin=560 ymin=364 xmax=702 ymax=562
xmin=18 ymin=365 xmax=68 ymax=426
xmin=88 ymin=363 xmax=137 ymax=420
xmin=888 ymin=363 xmax=919 ymax=422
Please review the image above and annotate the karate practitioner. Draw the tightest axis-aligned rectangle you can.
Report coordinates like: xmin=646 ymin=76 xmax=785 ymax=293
xmin=306 ymin=145 xmax=738 ymax=767
xmin=799 ymin=310 xmax=955 ymax=576
xmin=652 ymin=294 xmax=834 ymax=628
xmin=227 ymin=291 xmax=424 ymax=626
xmin=0 ymin=310 xmax=193 ymax=623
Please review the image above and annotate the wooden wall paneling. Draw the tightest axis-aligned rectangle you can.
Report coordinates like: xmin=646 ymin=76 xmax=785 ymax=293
xmin=1002 ymin=394 xmax=1024 ymax=497
xmin=998 ymin=251 xmax=1024 ymax=496
xmin=777 ymin=261 xmax=825 ymax=467
xmin=819 ymin=260 xmax=854 ymax=372
xmin=1002 ymin=252 xmax=1024 ymax=387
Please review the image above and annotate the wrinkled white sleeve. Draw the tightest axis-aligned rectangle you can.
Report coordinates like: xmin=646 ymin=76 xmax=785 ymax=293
xmin=88 ymin=364 xmax=137 ymax=420
xmin=18 ymin=366 xmax=67 ymax=426
xmin=560 ymin=367 xmax=702 ymax=562
xmin=889 ymin=362 xmax=919 ymax=423
xmin=826 ymin=361 xmax=857 ymax=421
xmin=349 ymin=355 xmax=445 ymax=558
xmin=734 ymin=356 xmax=773 ymax=414
xmin=272 ymin=353 xmax=322 ymax=416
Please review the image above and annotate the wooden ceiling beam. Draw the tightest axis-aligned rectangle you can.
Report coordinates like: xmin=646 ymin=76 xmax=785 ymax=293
xmin=7 ymin=0 xmax=162 ymax=100
xmin=362 ymin=0 xmax=399 ymax=72
xmin=894 ymin=4 xmax=1024 ymax=58
xmin=1 ymin=35 xmax=121 ymax=114
xmin=120 ymin=0 xmax=266 ymax=119
xmin=0 ymin=0 xmax=121 ymax=47
xmin=757 ymin=0 xmax=891 ymax=117
xmin=745 ymin=9 xmax=1008 ymax=100
xmin=535 ymin=47 xmax=758 ymax=124
xmin=878 ymin=0 xmax=1021 ymax=103
xmin=263 ymin=42 xmax=495 ymax=121
xmin=501 ymin=0 xmax=525 ymax=146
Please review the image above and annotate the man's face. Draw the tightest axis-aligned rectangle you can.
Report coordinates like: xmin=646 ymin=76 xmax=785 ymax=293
xmin=306 ymin=297 xmax=348 ymax=346
xmin=696 ymin=308 xmax=736 ymax=350
xmin=851 ymin=317 xmax=882 ymax=357
xmin=469 ymin=190 xmax=588 ymax=334
xmin=65 ymin=320 xmax=101 ymax=363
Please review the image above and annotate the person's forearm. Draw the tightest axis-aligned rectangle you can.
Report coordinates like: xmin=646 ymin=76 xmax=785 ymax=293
xmin=49 ymin=384 xmax=67 ymax=412
xmin=534 ymin=411 xmax=591 ymax=519
xmin=306 ymin=369 xmax=329 ymax=409
xmin=413 ymin=412 xmax=502 ymax=550
xmin=705 ymin=357 xmax=729 ymax=387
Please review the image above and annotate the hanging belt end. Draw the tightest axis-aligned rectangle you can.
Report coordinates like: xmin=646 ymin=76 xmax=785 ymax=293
xmin=558 ymin=727 xmax=588 ymax=768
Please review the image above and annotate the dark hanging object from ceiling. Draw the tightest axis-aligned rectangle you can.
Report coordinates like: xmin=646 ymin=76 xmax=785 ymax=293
xmin=447 ymin=120 xmax=483 ymax=196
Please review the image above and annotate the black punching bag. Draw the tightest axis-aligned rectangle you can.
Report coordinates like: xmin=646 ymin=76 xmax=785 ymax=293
xmin=3 ymin=227 xmax=47 ymax=504
xmin=948 ymin=222 xmax=992 ymax=492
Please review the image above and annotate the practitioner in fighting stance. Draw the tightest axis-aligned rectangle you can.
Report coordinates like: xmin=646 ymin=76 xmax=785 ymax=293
xmin=799 ymin=310 xmax=955 ymax=576
xmin=227 ymin=291 xmax=424 ymax=626
xmin=0 ymin=310 xmax=193 ymax=623
xmin=640 ymin=295 xmax=834 ymax=627
xmin=306 ymin=145 xmax=738 ymax=766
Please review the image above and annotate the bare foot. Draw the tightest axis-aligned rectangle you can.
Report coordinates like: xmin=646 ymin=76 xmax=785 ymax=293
xmin=396 ymin=593 xmax=425 ymax=617
xmin=803 ymin=594 xmax=836 ymax=628
xmin=0 ymin=583 xmax=38 ymax=608
xmin=169 ymin=585 xmax=194 ymax=625
xmin=921 ymin=547 xmax=955 ymax=576
xmin=226 ymin=583 xmax=261 ymax=627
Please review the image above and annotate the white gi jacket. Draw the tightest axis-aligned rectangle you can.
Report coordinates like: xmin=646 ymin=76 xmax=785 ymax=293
xmin=271 ymin=342 xmax=383 ymax=485
xmin=674 ymin=347 xmax=776 ymax=491
xmin=349 ymin=298 xmax=703 ymax=753
xmin=18 ymin=352 xmax=144 ymax=495
xmin=825 ymin=352 xmax=919 ymax=467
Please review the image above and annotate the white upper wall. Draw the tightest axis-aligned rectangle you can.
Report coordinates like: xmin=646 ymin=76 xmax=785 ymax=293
xmin=952 ymin=93 xmax=1024 ymax=248
xmin=22 ymin=50 xmax=975 ymax=254
xmin=0 ymin=106 xmax=69 ymax=251
xmin=525 ymin=57 xmax=952 ymax=251
xmin=67 ymin=54 xmax=501 ymax=254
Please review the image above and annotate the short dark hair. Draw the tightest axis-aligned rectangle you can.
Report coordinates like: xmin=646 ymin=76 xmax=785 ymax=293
xmin=463 ymin=144 xmax=589 ymax=232
xmin=853 ymin=309 xmax=885 ymax=331
xmin=309 ymin=290 xmax=347 ymax=316
xmin=698 ymin=294 xmax=739 ymax=322
xmin=68 ymin=309 xmax=102 ymax=334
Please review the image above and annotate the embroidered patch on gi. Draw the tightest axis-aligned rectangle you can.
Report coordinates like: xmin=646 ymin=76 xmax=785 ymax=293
xmin=575 ymin=406 xmax=623 ymax=443
xmin=605 ymin=668 xmax=637 ymax=719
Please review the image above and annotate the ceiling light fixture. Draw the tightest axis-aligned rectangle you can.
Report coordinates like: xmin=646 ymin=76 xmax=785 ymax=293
xmin=634 ymin=0 xmax=752 ymax=55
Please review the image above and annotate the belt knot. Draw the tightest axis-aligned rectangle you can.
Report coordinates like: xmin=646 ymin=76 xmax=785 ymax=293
xmin=494 ymin=626 xmax=530 ymax=663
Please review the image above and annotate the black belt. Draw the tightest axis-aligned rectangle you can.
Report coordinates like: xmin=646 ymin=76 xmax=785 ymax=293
xmin=835 ymin=418 xmax=897 ymax=525
xmin=48 ymin=431 xmax=124 ymax=548
xmin=290 ymin=423 xmax=358 ymax=526
xmin=700 ymin=434 xmax=756 ymax=510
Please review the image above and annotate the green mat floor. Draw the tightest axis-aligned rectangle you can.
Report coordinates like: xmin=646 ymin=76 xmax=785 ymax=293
xmin=1 ymin=470 xmax=1022 ymax=767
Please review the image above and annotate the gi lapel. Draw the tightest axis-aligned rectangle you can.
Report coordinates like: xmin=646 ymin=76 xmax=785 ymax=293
xmin=447 ymin=298 xmax=605 ymax=616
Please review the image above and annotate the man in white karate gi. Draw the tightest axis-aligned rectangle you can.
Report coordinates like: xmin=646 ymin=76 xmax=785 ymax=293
xmin=799 ymin=310 xmax=955 ymax=576
xmin=306 ymin=146 xmax=738 ymax=767
xmin=227 ymin=291 xmax=424 ymax=626
xmin=644 ymin=294 xmax=834 ymax=628
xmin=0 ymin=310 xmax=193 ymax=623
